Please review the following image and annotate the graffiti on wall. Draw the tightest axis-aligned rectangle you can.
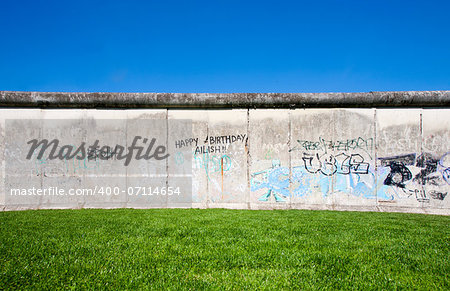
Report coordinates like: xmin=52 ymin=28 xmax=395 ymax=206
xmin=31 ymin=146 xmax=106 ymax=176
xmin=174 ymin=133 xmax=248 ymax=202
xmin=290 ymin=137 xmax=374 ymax=157
xmin=251 ymin=151 xmax=450 ymax=203
xmin=251 ymin=134 xmax=449 ymax=204
xmin=175 ymin=134 xmax=246 ymax=155
xmin=251 ymin=160 xmax=377 ymax=202
xmin=301 ymin=153 xmax=369 ymax=176
xmin=377 ymin=152 xmax=450 ymax=202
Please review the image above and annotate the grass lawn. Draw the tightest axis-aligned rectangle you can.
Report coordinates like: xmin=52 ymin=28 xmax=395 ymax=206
xmin=0 ymin=209 xmax=449 ymax=289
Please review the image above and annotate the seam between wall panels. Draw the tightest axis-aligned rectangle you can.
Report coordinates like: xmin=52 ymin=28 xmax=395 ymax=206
xmin=166 ymin=110 xmax=169 ymax=207
xmin=288 ymin=109 xmax=292 ymax=209
xmin=246 ymin=109 xmax=251 ymax=209
xmin=374 ymin=108 xmax=378 ymax=209
xmin=420 ymin=110 xmax=424 ymax=210
xmin=206 ymin=114 xmax=209 ymax=208
xmin=125 ymin=111 xmax=129 ymax=207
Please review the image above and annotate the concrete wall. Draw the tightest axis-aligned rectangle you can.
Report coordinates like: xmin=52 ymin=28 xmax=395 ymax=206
xmin=1 ymin=91 xmax=449 ymax=214
xmin=1 ymin=91 xmax=450 ymax=108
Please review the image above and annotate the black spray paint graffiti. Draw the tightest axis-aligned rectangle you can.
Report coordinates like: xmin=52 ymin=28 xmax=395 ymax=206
xmin=175 ymin=134 xmax=247 ymax=155
xmin=175 ymin=138 xmax=199 ymax=149
xmin=87 ymin=146 xmax=120 ymax=160
xmin=414 ymin=153 xmax=442 ymax=186
xmin=205 ymin=134 xmax=247 ymax=145
xmin=173 ymin=133 xmax=247 ymax=183
xmin=378 ymin=153 xmax=415 ymax=189
xmin=251 ymin=150 xmax=450 ymax=203
xmin=379 ymin=152 xmax=450 ymax=201
xmin=194 ymin=145 xmax=228 ymax=155
xmin=195 ymin=134 xmax=247 ymax=155
xmin=302 ymin=153 xmax=370 ymax=176
xmin=383 ymin=162 xmax=412 ymax=188
xmin=290 ymin=137 xmax=374 ymax=157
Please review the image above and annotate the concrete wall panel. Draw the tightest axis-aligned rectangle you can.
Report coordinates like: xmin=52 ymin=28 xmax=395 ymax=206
xmin=249 ymin=109 xmax=290 ymax=209
xmin=376 ymin=109 xmax=423 ymax=210
xmin=422 ymin=109 xmax=450 ymax=211
xmin=329 ymin=109 xmax=376 ymax=209
xmin=205 ymin=110 xmax=248 ymax=208
xmin=125 ymin=110 xmax=167 ymax=208
xmin=40 ymin=110 xmax=86 ymax=208
xmin=83 ymin=110 xmax=129 ymax=208
xmin=290 ymin=109 xmax=335 ymax=206
xmin=168 ymin=110 xmax=208 ymax=208
xmin=2 ymin=110 xmax=42 ymax=210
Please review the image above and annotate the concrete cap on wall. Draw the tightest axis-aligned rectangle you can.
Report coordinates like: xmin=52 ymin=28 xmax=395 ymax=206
xmin=1 ymin=91 xmax=449 ymax=108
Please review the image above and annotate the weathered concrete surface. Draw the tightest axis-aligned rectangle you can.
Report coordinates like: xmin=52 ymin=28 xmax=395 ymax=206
xmin=249 ymin=109 xmax=290 ymax=209
xmin=376 ymin=109 xmax=422 ymax=210
xmin=1 ymin=91 xmax=450 ymax=108
xmin=421 ymin=110 xmax=450 ymax=211
xmin=0 ymin=93 xmax=449 ymax=215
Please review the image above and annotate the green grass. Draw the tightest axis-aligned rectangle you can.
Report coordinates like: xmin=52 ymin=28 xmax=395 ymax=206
xmin=0 ymin=209 xmax=449 ymax=290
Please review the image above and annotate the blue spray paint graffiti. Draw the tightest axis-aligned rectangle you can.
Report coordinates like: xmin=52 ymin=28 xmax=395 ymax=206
xmin=193 ymin=152 xmax=232 ymax=181
xmin=251 ymin=152 xmax=450 ymax=203
xmin=251 ymin=157 xmax=377 ymax=202
xmin=251 ymin=160 xmax=289 ymax=202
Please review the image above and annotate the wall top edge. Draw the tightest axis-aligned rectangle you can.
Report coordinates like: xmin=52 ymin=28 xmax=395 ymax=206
xmin=1 ymin=91 xmax=449 ymax=108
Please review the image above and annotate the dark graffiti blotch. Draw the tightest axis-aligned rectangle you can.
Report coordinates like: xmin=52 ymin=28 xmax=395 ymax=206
xmin=379 ymin=153 xmax=416 ymax=167
xmin=413 ymin=153 xmax=440 ymax=185
xmin=383 ymin=162 xmax=412 ymax=188
xmin=428 ymin=191 xmax=448 ymax=200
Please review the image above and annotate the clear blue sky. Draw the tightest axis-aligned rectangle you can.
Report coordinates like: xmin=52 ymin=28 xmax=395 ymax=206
xmin=0 ymin=0 xmax=449 ymax=93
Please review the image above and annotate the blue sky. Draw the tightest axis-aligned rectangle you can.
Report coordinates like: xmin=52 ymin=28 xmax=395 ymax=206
xmin=0 ymin=0 xmax=449 ymax=93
